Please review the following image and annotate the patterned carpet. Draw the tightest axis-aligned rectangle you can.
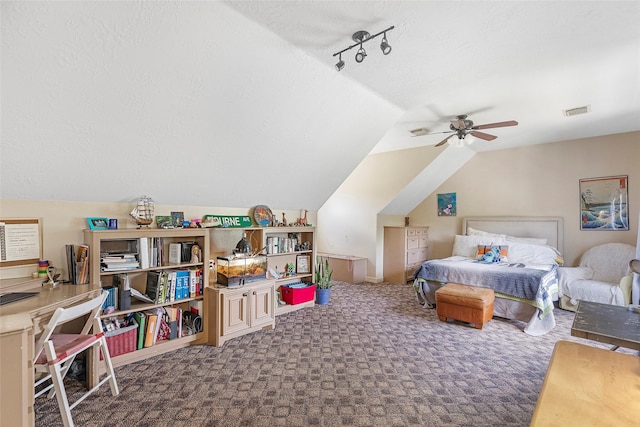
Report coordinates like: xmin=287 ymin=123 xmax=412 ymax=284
xmin=34 ymin=282 xmax=634 ymax=426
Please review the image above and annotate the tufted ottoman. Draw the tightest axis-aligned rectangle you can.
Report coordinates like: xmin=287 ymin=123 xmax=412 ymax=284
xmin=435 ymin=283 xmax=495 ymax=329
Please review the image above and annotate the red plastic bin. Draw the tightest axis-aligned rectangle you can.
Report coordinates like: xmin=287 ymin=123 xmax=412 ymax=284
xmin=280 ymin=283 xmax=316 ymax=305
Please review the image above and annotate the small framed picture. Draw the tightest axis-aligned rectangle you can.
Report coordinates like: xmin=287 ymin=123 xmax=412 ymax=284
xmin=296 ymin=255 xmax=310 ymax=274
xmin=87 ymin=217 xmax=109 ymax=230
xmin=171 ymin=211 xmax=184 ymax=228
xmin=156 ymin=215 xmax=172 ymax=229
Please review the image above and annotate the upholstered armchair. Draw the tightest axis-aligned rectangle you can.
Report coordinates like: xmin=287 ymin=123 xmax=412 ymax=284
xmin=558 ymin=243 xmax=636 ymax=311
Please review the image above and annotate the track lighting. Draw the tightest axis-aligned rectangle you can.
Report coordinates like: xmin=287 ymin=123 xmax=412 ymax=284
xmin=335 ymin=54 xmax=345 ymax=71
xmin=380 ymin=34 xmax=391 ymax=55
xmin=355 ymin=45 xmax=367 ymax=63
xmin=332 ymin=25 xmax=394 ymax=71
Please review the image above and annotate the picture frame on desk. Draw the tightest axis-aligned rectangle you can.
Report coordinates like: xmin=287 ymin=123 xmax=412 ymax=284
xmin=87 ymin=217 xmax=109 ymax=230
xmin=296 ymin=255 xmax=310 ymax=274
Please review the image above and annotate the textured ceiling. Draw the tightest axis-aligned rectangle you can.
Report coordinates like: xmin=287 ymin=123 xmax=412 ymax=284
xmin=227 ymin=0 xmax=640 ymax=153
xmin=2 ymin=1 xmax=639 ymax=212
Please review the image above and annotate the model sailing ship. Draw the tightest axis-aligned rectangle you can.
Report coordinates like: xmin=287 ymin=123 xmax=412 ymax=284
xmin=130 ymin=195 xmax=154 ymax=228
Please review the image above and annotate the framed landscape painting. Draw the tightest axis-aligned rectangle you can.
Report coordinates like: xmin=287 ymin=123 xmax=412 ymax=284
xmin=579 ymin=175 xmax=628 ymax=230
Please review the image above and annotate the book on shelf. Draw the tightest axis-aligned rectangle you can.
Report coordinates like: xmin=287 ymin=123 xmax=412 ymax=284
xmin=139 ymin=237 xmax=150 ymax=269
xmin=143 ymin=310 xmax=158 ymax=348
xmin=168 ymin=243 xmax=182 ymax=264
xmin=65 ymin=244 xmax=76 ymax=284
xmin=189 ymin=268 xmax=197 ymax=298
xmin=100 ymin=264 xmax=139 ymax=272
xmin=133 ymin=312 xmax=146 ymax=350
xmin=101 ymin=253 xmax=139 ymax=271
xmin=77 ymin=244 xmax=90 ymax=284
xmin=102 ymin=286 xmax=118 ymax=310
xmin=165 ymin=307 xmax=179 ymax=340
xmin=156 ymin=313 xmax=171 ymax=343
xmin=145 ymin=270 xmax=164 ymax=304
xmin=130 ymin=288 xmax=153 ymax=304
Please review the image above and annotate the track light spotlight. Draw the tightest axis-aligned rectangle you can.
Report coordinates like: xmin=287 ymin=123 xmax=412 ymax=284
xmin=355 ymin=45 xmax=367 ymax=63
xmin=380 ymin=34 xmax=391 ymax=55
xmin=335 ymin=54 xmax=345 ymax=71
xmin=332 ymin=25 xmax=394 ymax=71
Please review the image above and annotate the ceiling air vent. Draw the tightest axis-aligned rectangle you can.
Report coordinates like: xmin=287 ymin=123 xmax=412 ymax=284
xmin=563 ymin=105 xmax=591 ymax=117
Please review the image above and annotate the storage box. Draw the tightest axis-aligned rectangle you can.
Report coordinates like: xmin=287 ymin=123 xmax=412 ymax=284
xmin=280 ymin=283 xmax=316 ymax=305
xmin=217 ymin=255 xmax=267 ymax=287
xmin=103 ymin=322 xmax=138 ymax=359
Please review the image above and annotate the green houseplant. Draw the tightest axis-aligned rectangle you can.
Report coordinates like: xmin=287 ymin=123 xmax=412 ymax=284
xmin=314 ymin=256 xmax=334 ymax=305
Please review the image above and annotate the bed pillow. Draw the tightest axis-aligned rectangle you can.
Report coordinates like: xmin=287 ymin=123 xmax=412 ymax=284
xmin=467 ymin=227 xmax=507 ymax=239
xmin=476 ymin=245 xmax=509 ymax=261
xmin=505 ymin=235 xmax=548 ymax=246
xmin=507 ymin=242 xmax=561 ymax=265
xmin=452 ymin=234 xmax=506 ymax=258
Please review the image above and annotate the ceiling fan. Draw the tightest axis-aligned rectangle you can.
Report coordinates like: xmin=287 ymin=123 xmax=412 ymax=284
xmin=410 ymin=115 xmax=519 ymax=147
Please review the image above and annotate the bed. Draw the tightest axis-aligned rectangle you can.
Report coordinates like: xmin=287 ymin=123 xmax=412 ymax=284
xmin=413 ymin=216 xmax=564 ymax=336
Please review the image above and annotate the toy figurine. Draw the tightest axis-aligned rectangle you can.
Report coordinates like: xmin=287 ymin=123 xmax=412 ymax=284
xmin=191 ymin=244 xmax=201 ymax=264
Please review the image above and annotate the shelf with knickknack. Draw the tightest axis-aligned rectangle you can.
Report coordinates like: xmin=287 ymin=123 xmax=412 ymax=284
xmin=208 ymin=226 xmax=316 ymax=320
xmin=83 ymin=228 xmax=210 ymax=371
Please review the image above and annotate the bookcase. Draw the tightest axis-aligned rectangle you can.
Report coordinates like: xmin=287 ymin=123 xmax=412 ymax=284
xmin=209 ymin=226 xmax=316 ymax=317
xmin=83 ymin=228 xmax=209 ymax=370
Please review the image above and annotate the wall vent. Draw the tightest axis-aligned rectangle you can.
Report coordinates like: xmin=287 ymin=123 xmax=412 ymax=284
xmin=563 ymin=105 xmax=591 ymax=117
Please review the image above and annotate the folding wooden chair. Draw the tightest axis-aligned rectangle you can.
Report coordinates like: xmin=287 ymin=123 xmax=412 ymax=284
xmin=34 ymin=292 xmax=119 ymax=427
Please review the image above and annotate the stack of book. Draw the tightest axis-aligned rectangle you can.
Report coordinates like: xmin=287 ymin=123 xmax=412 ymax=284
xmin=100 ymin=254 xmax=140 ymax=272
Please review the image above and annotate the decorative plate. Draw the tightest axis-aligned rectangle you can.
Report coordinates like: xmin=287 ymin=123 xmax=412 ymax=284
xmin=253 ymin=205 xmax=273 ymax=227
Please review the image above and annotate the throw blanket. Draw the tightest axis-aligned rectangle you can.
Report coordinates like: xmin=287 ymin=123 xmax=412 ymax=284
xmin=413 ymin=256 xmax=558 ymax=317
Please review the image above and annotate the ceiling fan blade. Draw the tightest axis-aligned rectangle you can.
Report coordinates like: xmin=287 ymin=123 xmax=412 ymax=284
xmin=470 ymin=131 xmax=497 ymax=141
xmin=435 ymin=135 xmax=453 ymax=147
xmin=472 ymin=120 xmax=518 ymax=130
xmin=410 ymin=129 xmax=453 ymax=137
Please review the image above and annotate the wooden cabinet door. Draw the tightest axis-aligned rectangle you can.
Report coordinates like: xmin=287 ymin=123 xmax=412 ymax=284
xmin=251 ymin=284 xmax=274 ymax=328
xmin=221 ymin=289 xmax=250 ymax=336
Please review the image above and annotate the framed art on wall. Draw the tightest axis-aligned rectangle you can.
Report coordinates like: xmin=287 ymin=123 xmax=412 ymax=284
xmin=437 ymin=192 xmax=457 ymax=216
xmin=579 ymin=175 xmax=629 ymax=230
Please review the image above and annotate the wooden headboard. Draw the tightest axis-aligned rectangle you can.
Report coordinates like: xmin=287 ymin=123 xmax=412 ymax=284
xmin=462 ymin=216 xmax=564 ymax=254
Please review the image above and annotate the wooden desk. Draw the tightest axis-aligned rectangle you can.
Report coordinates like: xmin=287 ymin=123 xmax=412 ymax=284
xmin=571 ymin=300 xmax=640 ymax=351
xmin=530 ymin=340 xmax=640 ymax=427
xmin=0 ymin=282 xmax=101 ymax=427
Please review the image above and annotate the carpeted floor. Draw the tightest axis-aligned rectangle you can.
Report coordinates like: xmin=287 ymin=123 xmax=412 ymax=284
xmin=34 ymin=282 xmax=634 ymax=426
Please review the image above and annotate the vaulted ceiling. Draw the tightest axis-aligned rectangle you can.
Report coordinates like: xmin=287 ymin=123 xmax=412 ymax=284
xmin=2 ymin=1 xmax=639 ymax=211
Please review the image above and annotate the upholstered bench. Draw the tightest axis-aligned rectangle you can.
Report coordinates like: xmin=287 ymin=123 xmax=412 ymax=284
xmin=435 ymin=283 xmax=495 ymax=329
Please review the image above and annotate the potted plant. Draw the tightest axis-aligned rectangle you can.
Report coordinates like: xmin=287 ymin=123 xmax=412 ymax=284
xmin=314 ymin=255 xmax=334 ymax=305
